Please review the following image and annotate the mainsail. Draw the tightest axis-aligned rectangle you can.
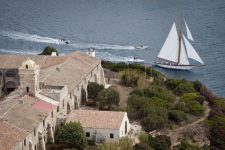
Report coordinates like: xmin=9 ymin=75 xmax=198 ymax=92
xmin=157 ymin=22 xmax=179 ymax=62
xmin=184 ymin=20 xmax=194 ymax=41
xmin=183 ymin=34 xmax=204 ymax=64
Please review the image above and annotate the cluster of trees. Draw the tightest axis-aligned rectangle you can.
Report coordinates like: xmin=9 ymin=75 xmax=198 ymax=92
xmin=87 ymin=82 xmax=120 ymax=111
xmin=207 ymin=98 xmax=225 ymax=149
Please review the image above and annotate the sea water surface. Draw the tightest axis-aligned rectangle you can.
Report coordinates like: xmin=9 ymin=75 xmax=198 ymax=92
xmin=0 ymin=0 xmax=225 ymax=97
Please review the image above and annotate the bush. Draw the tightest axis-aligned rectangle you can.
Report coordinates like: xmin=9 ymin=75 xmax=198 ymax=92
xmin=55 ymin=122 xmax=87 ymax=150
xmin=39 ymin=46 xmax=58 ymax=55
xmin=165 ymin=78 xmax=182 ymax=90
xmin=180 ymin=92 xmax=199 ymax=103
xmin=98 ymin=137 xmax=133 ymax=150
xmin=174 ymin=102 xmax=188 ymax=112
xmin=87 ymin=82 xmax=104 ymax=101
xmin=168 ymin=110 xmax=187 ymax=123
xmin=174 ymin=82 xmax=195 ymax=96
xmin=148 ymin=135 xmax=171 ymax=150
xmin=141 ymin=106 xmax=168 ymax=131
xmin=97 ymin=88 xmax=119 ymax=110
xmin=187 ymin=101 xmax=204 ymax=116
xmin=174 ymin=139 xmax=205 ymax=150
xmin=119 ymin=69 xmax=140 ymax=87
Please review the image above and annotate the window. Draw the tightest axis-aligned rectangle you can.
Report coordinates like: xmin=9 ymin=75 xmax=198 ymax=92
xmin=125 ymin=121 xmax=127 ymax=134
xmin=70 ymin=92 xmax=72 ymax=99
xmin=77 ymin=85 xmax=79 ymax=92
xmin=63 ymin=100 xmax=65 ymax=108
xmin=34 ymin=128 xmax=36 ymax=136
xmin=43 ymin=119 xmax=45 ymax=127
xmin=26 ymin=65 xmax=28 ymax=69
xmin=24 ymin=138 xmax=26 ymax=146
xmin=34 ymin=145 xmax=37 ymax=150
xmin=86 ymin=132 xmax=90 ymax=137
xmin=51 ymin=111 xmax=54 ymax=118
xmin=57 ymin=106 xmax=59 ymax=112
xmin=110 ymin=133 xmax=114 ymax=139
xmin=26 ymin=87 xmax=29 ymax=93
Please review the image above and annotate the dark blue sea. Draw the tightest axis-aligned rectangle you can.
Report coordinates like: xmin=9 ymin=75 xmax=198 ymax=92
xmin=0 ymin=0 xmax=225 ymax=97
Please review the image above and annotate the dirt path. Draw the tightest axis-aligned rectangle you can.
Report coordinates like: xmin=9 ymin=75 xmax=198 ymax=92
xmin=109 ymin=79 xmax=133 ymax=110
xmin=166 ymin=101 xmax=210 ymax=146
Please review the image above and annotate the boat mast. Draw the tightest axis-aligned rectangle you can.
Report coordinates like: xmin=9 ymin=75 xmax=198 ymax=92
xmin=177 ymin=30 xmax=182 ymax=64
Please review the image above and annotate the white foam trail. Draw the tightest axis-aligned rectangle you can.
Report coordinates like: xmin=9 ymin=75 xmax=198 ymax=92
xmin=0 ymin=30 xmax=137 ymax=50
xmin=69 ymin=43 xmax=135 ymax=50
xmin=96 ymin=51 xmax=144 ymax=62
xmin=0 ymin=31 xmax=64 ymax=44
xmin=0 ymin=48 xmax=38 ymax=55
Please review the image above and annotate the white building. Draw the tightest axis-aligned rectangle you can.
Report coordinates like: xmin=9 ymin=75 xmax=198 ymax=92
xmin=66 ymin=110 xmax=131 ymax=143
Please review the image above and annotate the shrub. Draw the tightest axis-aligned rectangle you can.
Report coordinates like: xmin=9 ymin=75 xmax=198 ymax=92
xmin=98 ymin=137 xmax=133 ymax=150
xmin=174 ymin=82 xmax=195 ymax=96
xmin=39 ymin=46 xmax=58 ymax=55
xmin=126 ymin=95 xmax=147 ymax=119
xmin=87 ymin=82 xmax=104 ymax=101
xmin=174 ymin=102 xmax=188 ymax=112
xmin=55 ymin=122 xmax=87 ymax=150
xmin=168 ymin=110 xmax=187 ymax=123
xmin=119 ymin=69 xmax=140 ymax=87
xmin=97 ymin=88 xmax=119 ymax=110
xmin=141 ymin=107 xmax=168 ymax=131
xmin=187 ymin=101 xmax=204 ymax=116
xmin=180 ymin=92 xmax=199 ymax=103
xmin=148 ymin=135 xmax=171 ymax=150
xmin=165 ymin=78 xmax=182 ymax=90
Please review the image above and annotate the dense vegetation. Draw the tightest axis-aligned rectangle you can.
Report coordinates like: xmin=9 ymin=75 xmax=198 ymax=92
xmin=98 ymin=137 xmax=133 ymax=150
xmin=55 ymin=122 xmax=87 ymax=150
xmin=87 ymin=82 xmax=120 ymax=111
xmin=39 ymin=46 xmax=59 ymax=55
xmin=102 ymin=61 xmax=225 ymax=149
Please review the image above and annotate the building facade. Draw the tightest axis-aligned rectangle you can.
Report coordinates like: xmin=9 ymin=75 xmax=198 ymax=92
xmin=0 ymin=51 xmax=106 ymax=150
xmin=66 ymin=110 xmax=131 ymax=143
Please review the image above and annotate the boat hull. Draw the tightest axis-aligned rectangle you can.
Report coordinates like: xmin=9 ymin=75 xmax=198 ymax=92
xmin=155 ymin=63 xmax=195 ymax=70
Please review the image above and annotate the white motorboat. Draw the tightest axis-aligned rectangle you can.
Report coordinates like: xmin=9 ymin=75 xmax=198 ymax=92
xmin=127 ymin=57 xmax=144 ymax=63
xmin=135 ymin=45 xmax=148 ymax=50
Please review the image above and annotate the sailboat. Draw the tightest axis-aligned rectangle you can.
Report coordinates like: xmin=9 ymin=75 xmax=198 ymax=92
xmin=154 ymin=20 xmax=204 ymax=70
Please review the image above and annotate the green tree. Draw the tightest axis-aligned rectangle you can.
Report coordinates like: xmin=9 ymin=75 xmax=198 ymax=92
xmin=187 ymin=101 xmax=204 ymax=116
xmin=180 ymin=93 xmax=199 ymax=103
xmin=56 ymin=122 xmax=87 ymax=150
xmin=87 ymin=82 xmax=104 ymax=102
xmin=39 ymin=46 xmax=58 ymax=55
xmin=97 ymin=88 xmax=120 ymax=110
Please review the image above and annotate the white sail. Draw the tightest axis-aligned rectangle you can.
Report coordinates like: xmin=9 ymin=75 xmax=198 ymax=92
xmin=179 ymin=39 xmax=190 ymax=65
xmin=184 ymin=20 xmax=194 ymax=41
xmin=183 ymin=34 xmax=204 ymax=64
xmin=157 ymin=22 xmax=179 ymax=63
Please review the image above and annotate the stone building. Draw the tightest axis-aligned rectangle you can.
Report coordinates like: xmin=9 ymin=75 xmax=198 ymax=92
xmin=66 ymin=110 xmax=131 ymax=143
xmin=0 ymin=51 xmax=106 ymax=150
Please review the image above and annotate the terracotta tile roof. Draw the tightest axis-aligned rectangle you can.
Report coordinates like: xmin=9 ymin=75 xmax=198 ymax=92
xmin=0 ymin=95 xmax=49 ymax=132
xmin=0 ymin=54 xmax=67 ymax=69
xmin=66 ymin=110 xmax=126 ymax=129
xmin=33 ymin=100 xmax=56 ymax=113
xmin=40 ymin=51 xmax=101 ymax=92
xmin=0 ymin=121 xmax=27 ymax=150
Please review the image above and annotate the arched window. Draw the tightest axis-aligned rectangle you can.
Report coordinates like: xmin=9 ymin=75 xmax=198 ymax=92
xmin=26 ymin=65 xmax=28 ymax=69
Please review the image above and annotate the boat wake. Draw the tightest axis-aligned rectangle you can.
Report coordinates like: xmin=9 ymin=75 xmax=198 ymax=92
xmin=0 ymin=48 xmax=38 ymax=55
xmin=0 ymin=30 xmax=136 ymax=50
xmin=96 ymin=51 xmax=144 ymax=63
xmin=0 ymin=31 xmax=64 ymax=44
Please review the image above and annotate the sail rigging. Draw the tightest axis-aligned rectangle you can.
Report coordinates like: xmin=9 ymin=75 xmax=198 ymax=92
xmin=183 ymin=34 xmax=204 ymax=64
xmin=184 ymin=19 xmax=194 ymax=41
xmin=155 ymin=20 xmax=204 ymax=70
xmin=157 ymin=22 xmax=179 ymax=62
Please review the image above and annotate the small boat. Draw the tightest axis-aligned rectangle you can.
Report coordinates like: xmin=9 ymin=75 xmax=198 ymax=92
xmin=127 ymin=57 xmax=144 ymax=63
xmin=135 ymin=45 xmax=148 ymax=50
xmin=154 ymin=19 xmax=204 ymax=70
xmin=60 ymin=38 xmax=70 ymax=44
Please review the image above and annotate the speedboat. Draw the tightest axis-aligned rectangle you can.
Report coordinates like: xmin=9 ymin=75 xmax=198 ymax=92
xmin=60 ymin=38 xmax=70 ymax=44
xmin=127 ymin=57 xmax=144 ymax=63
xmin=135 ymin=45 xmax=148 ymax=50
